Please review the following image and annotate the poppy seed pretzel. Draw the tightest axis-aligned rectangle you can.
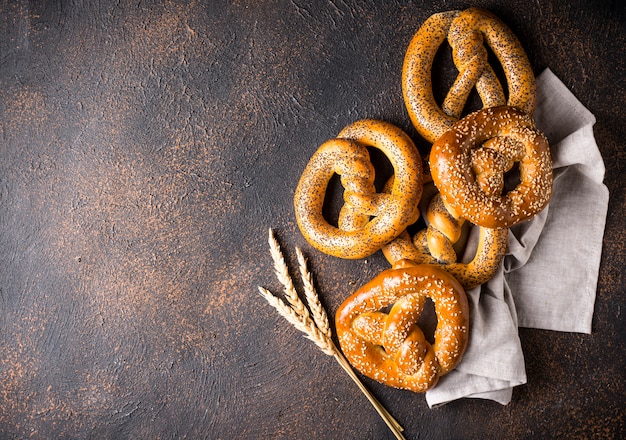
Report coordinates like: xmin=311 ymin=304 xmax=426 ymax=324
xmin=402 ymin=7 xmax=536 ymax=144
xmin=294 ymin=119 xmax=423 ymax=259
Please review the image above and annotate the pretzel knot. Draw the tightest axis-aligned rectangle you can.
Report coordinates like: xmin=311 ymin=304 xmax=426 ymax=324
xmin=336 ymin=261 xmax=469 ymax=392
xmin=294 ymin=119 xmax=422 ymax=259
xmin=403 ymin=7 xmax=536 ymax=144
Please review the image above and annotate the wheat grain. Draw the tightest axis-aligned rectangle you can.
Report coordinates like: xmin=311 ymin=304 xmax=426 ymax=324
xmin=267 ymin=228 xmax=310 ymax=320
xmin=258 ymin=286 xmax=334 ymax=356
xmin=296 ymin=247 xmax=331 ymax=339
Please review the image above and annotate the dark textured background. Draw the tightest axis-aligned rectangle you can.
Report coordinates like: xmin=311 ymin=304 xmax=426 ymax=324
xmin=1 ymin=1 xmax=624 ymax=439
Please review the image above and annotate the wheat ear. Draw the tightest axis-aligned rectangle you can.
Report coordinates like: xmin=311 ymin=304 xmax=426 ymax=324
xmin=267 ymin=228 xmax=310 ymax=320
xmin=258 ymin=286 xmax=335 ymax=356
xmin=295 ymin=247 xmax=331 ymax=339
xmin=258 ymin=229 xmax=406 ymax=440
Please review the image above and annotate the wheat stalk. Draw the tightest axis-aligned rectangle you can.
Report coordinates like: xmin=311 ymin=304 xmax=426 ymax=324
xmin=258 ymin=228 xmax=406 ymax=440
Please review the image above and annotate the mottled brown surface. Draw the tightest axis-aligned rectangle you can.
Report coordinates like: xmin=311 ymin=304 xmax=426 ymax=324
xmin=0 ymin=1 xmax=624 ymax=439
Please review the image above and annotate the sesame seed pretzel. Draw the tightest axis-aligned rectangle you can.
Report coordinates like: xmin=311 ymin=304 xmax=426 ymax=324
xmin=294 ymin=119 xmax=423 ymax=260
xmin=335 ymin=261 xmax=469 ymax=393
xmin=402 ymin=7 xmax=536 ymax=144
xmin=381 ymin=106 xmax=550 ymax=289
xmin=430 ymin=106 xmax=553 ymax=229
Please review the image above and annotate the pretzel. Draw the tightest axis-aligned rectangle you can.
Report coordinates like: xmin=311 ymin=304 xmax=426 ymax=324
xmin=402 ymin=7 xmax=536 ymax=143
xmin=430 ymin=105 xmax=552 ymax=229
xmin=294 ymin=119 xmax=423 ymax=259
xmin=382 ymin=203 xmax=508 ymax=290
xmin=335 ymin=261 xmax=469 ymax=392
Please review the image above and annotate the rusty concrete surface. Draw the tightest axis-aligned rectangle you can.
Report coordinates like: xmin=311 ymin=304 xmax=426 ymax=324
xmin=0 ymin=1 xmax=624 ymax=439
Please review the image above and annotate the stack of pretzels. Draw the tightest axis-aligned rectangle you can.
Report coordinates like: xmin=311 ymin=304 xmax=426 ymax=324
xmin=293 ymin=8 xmax=553 ymax=393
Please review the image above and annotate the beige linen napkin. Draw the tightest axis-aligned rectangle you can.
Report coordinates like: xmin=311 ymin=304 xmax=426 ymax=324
xmin=425 ymin=68 xmax=609 ymax=407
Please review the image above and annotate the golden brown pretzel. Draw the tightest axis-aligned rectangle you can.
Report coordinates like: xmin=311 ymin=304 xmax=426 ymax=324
xmin=430 ymin=105 xmax=552 ymax=229
xmin=402 ymin=7 xmax=536 ymax=143
xmin=383 ymin=222 xmax=508 ymax=291
xmin=294 ymin=119 xmax=422 ymax=259
xmin=335 ymin=261 xmax=469 ymax=393
xmin=376 ymin=167 xmax=506 ymax=290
